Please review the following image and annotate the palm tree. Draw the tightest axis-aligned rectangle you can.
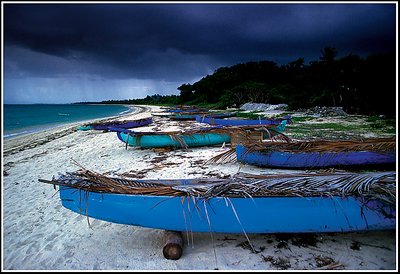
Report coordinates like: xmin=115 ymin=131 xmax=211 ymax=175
xmin=320 ymin=47 xmax=338 ymax=63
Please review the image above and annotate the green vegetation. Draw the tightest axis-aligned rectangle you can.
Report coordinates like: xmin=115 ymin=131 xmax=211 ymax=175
xmin=286 ymin=115 xmax=396 ymax=140
xmin=235 ymin=111 xmax=264 ymax=120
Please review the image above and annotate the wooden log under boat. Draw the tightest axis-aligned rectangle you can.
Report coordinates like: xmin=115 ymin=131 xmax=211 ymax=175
xmin=163 ymin=230 xmax=183 ymax=260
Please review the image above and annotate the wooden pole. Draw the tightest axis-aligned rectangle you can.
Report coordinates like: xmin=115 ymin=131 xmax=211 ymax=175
xmin=163 ymin=230 xmax=183 ymax=260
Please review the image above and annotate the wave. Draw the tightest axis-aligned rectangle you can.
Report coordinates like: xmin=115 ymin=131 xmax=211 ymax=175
xmin=3 ymin=130 xmax=35 ymax=139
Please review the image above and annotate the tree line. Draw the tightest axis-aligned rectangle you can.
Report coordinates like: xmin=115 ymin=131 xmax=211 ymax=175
xmin=95 ymin=47 xmax=396 ymax=116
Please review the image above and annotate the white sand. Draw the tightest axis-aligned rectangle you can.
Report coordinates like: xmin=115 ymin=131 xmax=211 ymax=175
xmin=2 ymin=105 xmax=397 ymax=271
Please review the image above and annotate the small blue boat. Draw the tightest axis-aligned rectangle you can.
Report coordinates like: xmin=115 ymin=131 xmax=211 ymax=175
xmin=236 ymin=138 xmax=396 ymax=169
xmin=170 ymin=111 xmax=237 ymax=121
xmin=78 ymin=117 xmax=152 ymax=131
xmin=41 ymin=171 xmax=396 ymax=234
xmin=115 ymin=127 xmax=232 ymax=148
xmin=111 ymin=123 xmax=287 ymax=149
xmin=166 ymin=106 xmax=209 ymax=113
xmin=77 ymin=125 xmax=93 ymax=131
xmin=169 ymin=112 xmax=209 ymax=121
xmin=196 ymin=114 xmax=292 ymax=126
xmin=198 ymin=112 xmax=238 ymax=119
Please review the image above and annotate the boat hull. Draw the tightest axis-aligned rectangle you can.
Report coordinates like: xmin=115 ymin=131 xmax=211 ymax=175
xmin=60 ymin=187 xmax=395 ymax=233
xmin=91 ymin=117 xmax=152 ymax=130
xmin=236 ymin=145 xmax=396 ymax=168
xmin=117 ymin=131 xmax=231 ymax=148
xmin=196 ymin=115 xmax=291 ymax=126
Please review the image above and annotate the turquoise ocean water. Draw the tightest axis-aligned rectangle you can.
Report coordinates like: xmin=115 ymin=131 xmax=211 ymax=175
xmin=3 ymin=104 xmax=132 ymax=139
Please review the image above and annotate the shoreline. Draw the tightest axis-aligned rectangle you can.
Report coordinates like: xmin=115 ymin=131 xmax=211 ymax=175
xmin=3 ymin=104 xmax=140 ymax=141
xmin=2 ymin=105 xmax=397 ymax=270
xmin=2 ymin=105 xmax=151 ymax=157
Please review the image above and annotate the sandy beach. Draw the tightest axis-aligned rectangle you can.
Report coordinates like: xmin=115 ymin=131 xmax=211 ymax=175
xmin=2 ymin=105 xmax=397 ymax=271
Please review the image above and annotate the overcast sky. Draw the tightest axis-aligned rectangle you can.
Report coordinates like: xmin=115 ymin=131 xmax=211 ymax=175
xmin=2 ymin=2 xmax=397 ymax=104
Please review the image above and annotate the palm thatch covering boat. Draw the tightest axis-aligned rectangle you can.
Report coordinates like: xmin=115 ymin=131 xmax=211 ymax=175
xmin=78 ymin=117 xmax=152 ymax=131
xmin=166 ymin=105 xmax=209 ymax=113
xmin=196 ymin=114 xmax=292 ymax=126
xmin=169 ymin=112 xmax=210 ymax=121
xmin=169 ymin=110 xmax=237 ymax=121
xmin=39 ymin=168 xmax=396 ymax=233
xmin=236 ymin=137 xmax=396 ymax=169
xmin=197 ymin=112 xmax=238 ymax=119
xmin=111 ymin=123 xmax=286 ymax=149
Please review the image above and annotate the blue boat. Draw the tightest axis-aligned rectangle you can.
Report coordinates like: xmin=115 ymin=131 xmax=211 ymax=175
xmin=78 ymin=117 xmax=152 ymax=131
xmin=166 ymin=106 xmax=209 ymax=113
xmin=40 ymin=171 xmax=396 ymax=234
xmin=115 ymin=127 xmax=232 ymax=148
xmin=169 ymin=112 xmax=210 ymax=121
xmin=170 ymin=111 xmax=237 ymax=121
xmin=236 ymin=138 xmax=396 ymax=169
xmin=198 ymin=112 xmax=238 ymax=119
xmin=196 ymin=114 xmax=292 ymax=126
xmin=111 ymin=123 xmax=287 ymax=149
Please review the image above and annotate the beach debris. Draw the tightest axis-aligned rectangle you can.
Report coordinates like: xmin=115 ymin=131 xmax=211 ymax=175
xmin=290 ymin=233 xmax=321 ymax=247
xmin=236 ymin=241 xmax=262 ymax=254
xmin=314 ymin=255 xmax=335 ymax=267
xmin=3 ymin=162 xmax=15 ymax=176
xmin=316 ymin=261 xmax=345 ymax=270
xmin=296 ymin=106 xmax=348 ymax=117
xmin=240 ymin=103 xmax=288 ymax=112
xmin=261 ymin=255 xmax=291 ymax=270
xmin=350 ymin=241 xmax=361 ymax=250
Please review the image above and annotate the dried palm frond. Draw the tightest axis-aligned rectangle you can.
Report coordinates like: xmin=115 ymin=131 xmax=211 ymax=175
xmin=39 ymin=166 xmax=396 ymax=206
xmin=204 ymin=148 xmax=237 ymax=165
xmin=244 ymin=137 xmax=396 ymax=153
xmin=169 ymin=134 xmax=189 ymax=149
xmin=207 ymin=130 xmax=292 ymax=165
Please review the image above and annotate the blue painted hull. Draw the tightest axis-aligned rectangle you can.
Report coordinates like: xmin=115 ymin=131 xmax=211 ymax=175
xmin=167 ymin=107 xmax=209 ymax=113
xmin=59 ymin=187 xmax=395 ymax=233
xmin=117 ymin=131 xmax=231 ymax=148
xmin=77 ymin=125 xmax=93 ymax=131
xmin=91 ymin=117 xmax=152 ymax=130
xmin=197 ymin=112 xmax=238 ymax=119
xmin=169 ymin=114 xmax=206 ymax=120
xmin=236 ymin=144 xmax=396 ymax=168
xmin=196 ymin=115 xmax=291 ymax=126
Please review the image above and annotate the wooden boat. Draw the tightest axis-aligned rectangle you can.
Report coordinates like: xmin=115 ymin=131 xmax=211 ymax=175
xmin=166 ymin=105 xmax=209 ymax=113
xmin=169 ymin=112 xmax=210 ymax=121
xmin=196 ymin=114 xmax=292 ymax=126
xmin=78 ymin=117 xmax=152 ymax=131
xmin=198 ymin=112 xmax=238 ymax=119
xmin=170 ymin=111 xmax=237 ymax=121
xmin=40 ymin=169 xmax=396 ymax=234
xmin=114 ymin=127 xmax=232 ymax=149
xmin=236 ymin=137 xmax=396 ymax=169
xmin=77 ymin=125 xmax=93 ymax=131
xmin=111 ymin=123 xmax=286 ymax=149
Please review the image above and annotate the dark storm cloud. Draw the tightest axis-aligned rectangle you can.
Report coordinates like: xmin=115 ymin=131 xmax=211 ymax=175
xmin=4 ymin=2 xmax=396 ymax=82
